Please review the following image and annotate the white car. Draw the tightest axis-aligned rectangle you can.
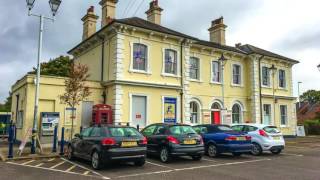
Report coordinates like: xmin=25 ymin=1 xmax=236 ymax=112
xmin=231 ymin=124 xmax=285 ymax=155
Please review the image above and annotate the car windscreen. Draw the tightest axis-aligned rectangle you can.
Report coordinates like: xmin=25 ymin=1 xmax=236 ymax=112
xmin=169 ymin=126 xmax=197 ymax=135
xmin=216 ymin=125 xmax=234 ymax=132
xmin=108 ymin=127 xmax=142 ymax=137
xmin=263 ymin=126 xmax=280 ymax=134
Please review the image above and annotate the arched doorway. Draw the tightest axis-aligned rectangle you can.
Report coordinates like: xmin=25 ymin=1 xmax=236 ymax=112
xmin=211 ymin=102 xmax=221 ymax=124
xmin=232 ymin=104 xmax=242 ymax=124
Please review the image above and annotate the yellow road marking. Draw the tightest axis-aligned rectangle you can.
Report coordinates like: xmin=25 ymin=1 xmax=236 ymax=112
xmin=83 ymin=171 xmax=90 ymax=175
xmin=35 ymin=163 xmax=43 ymax=167
xmin=21 ymin=160 xmax=35 ymax=165
xmin=50 ymin=161 xmax=65 ymax=169
xmin=47 ymin=158 xmax=55 ymax=162
xmin=65 ymin=165 xmax=76 ymax=172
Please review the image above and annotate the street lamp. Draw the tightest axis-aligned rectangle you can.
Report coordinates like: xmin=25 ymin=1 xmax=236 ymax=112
xmin=26 ymin=0 xmax=62 ymax=154
xmin=218 ymin=53 xmax=228 ymax=123
xmin=317 ymin=64 xmax=320 ymax=72
xmin=269 ymin=64 xmax=277 ymax=125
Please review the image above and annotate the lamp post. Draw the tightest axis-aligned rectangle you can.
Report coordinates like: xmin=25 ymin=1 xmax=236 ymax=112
xmin=26 ymin=0 xmax=62 ymax=154
xmin=298 ymin=82 xmax=302 ymax=108
xmin=218 ymin=53 xmax=228 ymax=123
xmin=317 ymin=64 xmax=320 ymax=72
xmin=269 ymin=64 xmax=277 ymax=125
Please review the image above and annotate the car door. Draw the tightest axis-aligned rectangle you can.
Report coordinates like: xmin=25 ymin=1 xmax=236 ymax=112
xmin=83 ymin=127 xmax=102 ymax=160
xmin=152 ymin=125 xmax=167 ymax=151
xmin=141 ymin=125 xmax=157 ymax=153
xmin=243 ymin=125 xmax=259 ymax=143
xmin=75 ymin=127 xmax=93 ymax=157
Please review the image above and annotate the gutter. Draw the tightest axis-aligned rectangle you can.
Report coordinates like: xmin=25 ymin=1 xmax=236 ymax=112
xmin=99 ymin=35 xmax=105 ymax=82
xmin=258 ymin=55 xmax=264 ymax=124
xmin=180 ymin=39 xmax=187 ymax=123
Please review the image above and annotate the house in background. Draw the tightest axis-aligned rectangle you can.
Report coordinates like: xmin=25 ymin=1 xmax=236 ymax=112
xmin=297 ymin=102 xmax=320 ymax=123
xmin=10 ymin=0 xmax=299 ymax=143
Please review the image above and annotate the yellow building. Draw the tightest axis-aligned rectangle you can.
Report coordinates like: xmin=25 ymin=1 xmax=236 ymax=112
xmin=11 ymin=0 xmax=299 ymax=142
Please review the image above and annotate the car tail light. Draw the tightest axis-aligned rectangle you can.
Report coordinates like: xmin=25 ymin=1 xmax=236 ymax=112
xmin=141 ymin=137 xmax=147 ymax=145
xmin=167 ymin=136 xmax=179 ymax=144
xmin=245 ymin=136 xmax=252 ymax=140
xmin=259 ymin=129 xmax=269 ymax=137
xmin=101 ymin=138 xmax=116 ymax=146
xmin=225 ymin=136 xmax=237 ymax=141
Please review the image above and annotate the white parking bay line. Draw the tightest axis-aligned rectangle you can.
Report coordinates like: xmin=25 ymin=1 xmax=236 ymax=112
xmin=202 ymin=158 xmax=218 ymax=162
xmin=83 ymin=171 xmax=90 ymax=175
xmin=146 ymin=161 xmax=173 ymax=169
xmin=50 ymin=161 xmax=65 ymax=169
xmin=282 ymin=153 xmax=303 ymax=157
xmin=66 ymin=165 xmax=76 ymax=172
xmin=21 ymin=160 xmax=35 ymax=165
xmin=60 ymin=157 xmax=110 ymax=180
xmin=47 ymin=158 xmax=55 ymax=162
xmin=35 ymin=163 xmax=44 ymax=167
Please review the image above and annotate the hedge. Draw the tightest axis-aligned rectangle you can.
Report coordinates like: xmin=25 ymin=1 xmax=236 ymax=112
xmin=304 ymin=119 xmax=320 ymax=135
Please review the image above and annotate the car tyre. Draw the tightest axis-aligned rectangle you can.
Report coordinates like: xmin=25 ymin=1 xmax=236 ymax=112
xmin=191 ymin=155 xmax=202 ymax=161
xmin=207 ymin=144 xmax=219 ymax=158
xmin=251 ymin=143 xmax=263 ymax=156
xmin=160 ymin=147 xmax=171 ymax=163
xmin=66 ymin=145 xmax=74 ymax=160
xmin=134 ymin=158 xmax=146 ymax=166
xmin=270 ymin=149 xmax=282 ymax=155
xmin=232 ymin=152 xmax=242 ymax=157
xmin=91 ymin=151 xmax=103 ymax=170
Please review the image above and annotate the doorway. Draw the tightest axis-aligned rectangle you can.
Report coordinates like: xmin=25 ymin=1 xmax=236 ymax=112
xmin=211 ymin=102 xmax=222 ymax=124
xmin=131 ymin=95 xmax=147 ymax=128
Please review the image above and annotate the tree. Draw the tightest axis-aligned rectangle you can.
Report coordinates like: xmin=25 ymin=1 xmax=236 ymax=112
xmin=29 ymin=56 xmax=73 ymax=77
xmin=300 ymin=90 xmax=320 ymax=104
xmin=0 ymin=92 xmax=12 ymax=112
xmin=59 ymin=63 xmax=91 ymax=140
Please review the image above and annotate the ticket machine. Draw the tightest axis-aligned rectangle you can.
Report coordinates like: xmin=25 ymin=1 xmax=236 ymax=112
xmin=40 ymin=112 xmax=59 ymax=143
xmin=92 ymin=104 xmax=113 ymax=125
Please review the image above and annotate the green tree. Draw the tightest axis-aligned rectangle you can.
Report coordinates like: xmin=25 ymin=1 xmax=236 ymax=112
xmin=0 ymin=92 xmax=12 ymax=112
xmin=300 ymin=90 xmax=320 ymax=104
xmin=29 ymin=56 xmax=73 ymax=77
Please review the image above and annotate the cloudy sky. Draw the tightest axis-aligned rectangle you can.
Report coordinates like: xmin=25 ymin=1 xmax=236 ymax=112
xmin=0 ymin=0 xmax=319 ymax=103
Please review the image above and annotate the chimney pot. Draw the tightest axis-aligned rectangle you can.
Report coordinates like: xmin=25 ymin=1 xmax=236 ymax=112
xmin=208 ymin=16 xmax=227 ymax=45
xmin=146 ymin=0 xmax=163 ymax=25
xmin=82 ymin=6 xmax=99 ymax=40
xmin=100 ymin=0 xmax=118 ymax=27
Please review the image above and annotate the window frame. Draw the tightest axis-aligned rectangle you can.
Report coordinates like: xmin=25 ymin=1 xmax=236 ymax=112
xmin=278 ymin=69 xmax=286 ymax=89
xmin=263 ymin=104 xmax=272 ymax=125
xmin=280 ymin=105 xmax=288 ymax=126
xmin=189 ymin=57 xmax=200 ymax=80
xmin=211 ymin=61 xmax=221 ymax=84
xmin=162 ymin=48 xmax=180 ymax=77
xmin=190 ymin=101 xmax=201 ymax=124
xmin=130 ymin=42 xmax=151 ymax=74
xmin=261 ymin=66 xmax=271 ymax=87
xmin=231 ymin=63 xmax=242 ymax=86
xmin=231 ymin=104 xmax=242 ymax=124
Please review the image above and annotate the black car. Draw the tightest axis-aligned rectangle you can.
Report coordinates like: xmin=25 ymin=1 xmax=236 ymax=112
xmin=67 ymin=125 xmax=147 ymax=170
xmin=141 ymin=123 xmax=205 ymax=163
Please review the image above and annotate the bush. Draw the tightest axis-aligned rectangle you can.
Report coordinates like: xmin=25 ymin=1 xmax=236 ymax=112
xmin=304 ymin=119 xmax=320 ymax=135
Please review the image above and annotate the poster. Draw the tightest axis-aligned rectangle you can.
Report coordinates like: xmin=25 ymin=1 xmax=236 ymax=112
xmin=65 ymin=107 xmax=77 ymax=126
xmin=164 ymin=97 xmax=177 ymax=124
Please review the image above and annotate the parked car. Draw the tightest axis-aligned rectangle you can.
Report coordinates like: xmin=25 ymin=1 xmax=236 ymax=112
xmin=231 ymin=124 xmax=285 ymax=155
xmin=67 ymin=125 xmax=147 ymax=170
xmin=141 ymin=123 xmax=205 ymax=163
xmin=193 ymin=124 xmax=252 ymax=157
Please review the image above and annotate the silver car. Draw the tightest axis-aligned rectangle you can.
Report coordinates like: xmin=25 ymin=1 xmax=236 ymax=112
xmin=231 ymin=124 xmax=285 ymax=155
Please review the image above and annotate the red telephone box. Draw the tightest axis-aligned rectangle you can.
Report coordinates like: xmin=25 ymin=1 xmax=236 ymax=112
xmin=92 ymin=104 xmax=113 ymax=125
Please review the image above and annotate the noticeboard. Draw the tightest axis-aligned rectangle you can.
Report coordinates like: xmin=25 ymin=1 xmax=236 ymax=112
xmin=163 ymin=97 xmax=177 ymax=124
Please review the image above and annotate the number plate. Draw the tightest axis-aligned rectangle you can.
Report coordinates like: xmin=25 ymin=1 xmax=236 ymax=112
xmin=121 ymin=141 xmax=138 ymax=147
xmin=237 ymin=137 xmax=246 ymax=141
xmin=183 ymin=139 xmax=196 ymax=145
xmin=273 ymin=136 xmax=281 ymax=140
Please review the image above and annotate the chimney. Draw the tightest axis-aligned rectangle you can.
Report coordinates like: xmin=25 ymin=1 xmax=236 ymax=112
xmin=81 ymin=6 xmax=99 ymax=40
xmin=145 ymin=0 xmax=163 ymax=25
xmin=208 ymin=17 xmax=227 ymax=45
xmin=99 ymin=0 xmax=118 ymax=27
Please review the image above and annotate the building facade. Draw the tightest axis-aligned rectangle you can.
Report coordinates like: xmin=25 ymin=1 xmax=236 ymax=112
xmin=11 ymin=0 xmax=299 ymax=142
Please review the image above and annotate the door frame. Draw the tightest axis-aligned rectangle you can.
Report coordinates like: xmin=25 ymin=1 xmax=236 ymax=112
xmin=129 ymin=93 xmax=149 ymax=128
xmin=211 ymin=110 xmax=221 ymax=124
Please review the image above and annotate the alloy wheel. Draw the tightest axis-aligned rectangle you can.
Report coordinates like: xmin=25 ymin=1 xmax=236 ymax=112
xmin=160 ymin=148 xmax=169 ymax=162
xmin=92 ymin=152 xmax=100 ymax=169
xmin=208 ymin=145 xmax=217 ymax=157
xmin=67 ymin=146 xmax=73 ymax=160
xmin=252 ymin=143 xmax=262 ymax=156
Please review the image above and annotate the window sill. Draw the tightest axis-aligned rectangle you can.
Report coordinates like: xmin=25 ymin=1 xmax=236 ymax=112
xmin=231 ymin=83 xmax=244 ymax=88
xmin=261 ymin=85 xmax=272 ymax=89
xmin=189 ymin=79 xmax=203 ymax=83
xmin=280 ymin=125 xmax=289 ymax=128
xmin=278 ymin=87 xmax=288 ymax=91
xmin=129 ymin=69 xmax=152 ymax=75
xmin=161 ymin=73 xmax=181 ymax=78
xmin=210 ymin=81 xmax=222 ymax=85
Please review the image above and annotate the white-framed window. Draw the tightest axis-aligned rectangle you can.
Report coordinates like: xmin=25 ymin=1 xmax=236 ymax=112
xmin=232 ymin=64 xmax=241 ymax=85
xmin=164 ymin=49 xmax=178 ymax=75
xmin=278 ymin=69 xmax=286 ymax=88
xmin=16 ymin=110 xmax=24 ymax=128
xmin=190 ymin=101 xmax=200 ymax=124
xmin=280 ymin=105 xmax=288 ymax=126
xmin=190 ymin=57 xmax=200 ymax=80
xmin=232 ymin=104 xmax=242 ymax=124
xmin=261 ymin=66 xmax=270 ymax=87
xmin=263 ymin=104 xmax=272 ymax=125
xmin=211 ymin=61 xmax=221 ymax=83
xmin=132 ymin=43 xmax=148 ymax=71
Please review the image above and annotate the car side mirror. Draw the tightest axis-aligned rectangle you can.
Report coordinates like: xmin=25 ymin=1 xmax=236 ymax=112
xmin=75 ymin=133 xmax=82 ymax=139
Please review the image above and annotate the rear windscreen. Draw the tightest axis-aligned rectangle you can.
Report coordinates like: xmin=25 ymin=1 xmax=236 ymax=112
xmin=108 ymin=127 xmax=142 ymax=137
xmin=263 ymin=126 xmax=280 ymax=134
xmin=216 ymin=125 xmax=234 ymax=132
xmin=169 ymin=126 xmax=197 ymax=135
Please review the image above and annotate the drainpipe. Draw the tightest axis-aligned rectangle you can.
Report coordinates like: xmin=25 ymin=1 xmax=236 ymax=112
xmin=99 ymin=35 xmax=105 ymax=82
xmin=180 ymin=39 xmax=187 ymax=123
xmin=258 ymin=55 xmax=264 ymax=124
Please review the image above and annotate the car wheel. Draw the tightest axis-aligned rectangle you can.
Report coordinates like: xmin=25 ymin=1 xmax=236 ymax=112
xmin=66 ymin=145 xmax=74 ymax=160
xmin=160 ymin=147 xmax=171 ymax=163
xmin=232 ymin=152 xmax=242 ymax=157
xmin=207 ymin=144 xmax=219 ymax=157
xmin=271 ymin=149 xmax=282 ymax=155
xmin=191 ymin=155 xmax=202 ymax=161
xmin=134 ymin=158 xmax=146 ymax=166
xmin=91 ymin=151 xmax=102 ymax=170
xmin=251 ymin=143 xmax=262 ymax=156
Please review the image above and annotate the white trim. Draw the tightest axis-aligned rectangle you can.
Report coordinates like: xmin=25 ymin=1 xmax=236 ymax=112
xmin=161 ymin=48 xmax=181 ymax=77
xmin=279 ymin=104 xmax=289 ymax=127
xmin=231 ymin=101 xmax=244 ymax=124
xmin=210 ymin=60 xmax=222 ymax=84
xmin=188 ymin=55 xmax=202 ymax=82
xmin=262 ymin=103 xmax=274 ymax=126
xmin=188 ymin=97 xmax=203 ymax=125
xmin=231 ymin=62 xmax=244 ymax=87
xmin=261 ymin=65 xmax=272 ymax=88
xmin=129 ymin=93 xmax=150 ymax=128
xmin=161 ymin=96 xmax=181 ymax=124
xmin=129 ymin=41 xmax=152 ymax=75
xmin=277 ymin=69 xmax=287 ymax=90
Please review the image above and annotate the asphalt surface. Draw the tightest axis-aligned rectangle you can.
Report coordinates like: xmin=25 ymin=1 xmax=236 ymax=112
xmin=1 ymin=138 xmax=320 ymax=180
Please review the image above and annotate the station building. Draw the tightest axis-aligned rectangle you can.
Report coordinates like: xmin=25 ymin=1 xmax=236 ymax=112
xmin=11 ymin=0 xmax=299 ymax=143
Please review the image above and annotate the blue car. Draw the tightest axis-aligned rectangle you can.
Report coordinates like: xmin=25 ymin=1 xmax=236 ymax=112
xmin=193 ymin=124 xmax=252 ymax=157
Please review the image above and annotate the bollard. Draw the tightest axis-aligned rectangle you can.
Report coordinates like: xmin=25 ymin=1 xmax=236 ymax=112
xmin=136 ymin=124 xmax=140 ymax=131
xmin=59 ymin=127 xmax=65 ymax=156
xmin=80 ymin=126 xmax=83 ymax=133
xmin=126 ymin=122 xmax=130 ymax=127
xmin=31 ymin=129 xmax=36 ymax=154
xmin=7 ymin=125 xmax=14 ymax=158
xmin=52 ymin=126 xmax=58 ymax=153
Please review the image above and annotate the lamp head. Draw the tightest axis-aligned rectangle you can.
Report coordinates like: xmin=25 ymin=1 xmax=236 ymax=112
xmin=26 ymin=0 xmax=36 ymax=11
xmin=49 ymin=0 xmax=62 ymax=16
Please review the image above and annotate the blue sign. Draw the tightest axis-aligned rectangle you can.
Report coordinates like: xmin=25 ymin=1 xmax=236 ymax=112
xmin=164 ymin=97 xmax=177 ymax=124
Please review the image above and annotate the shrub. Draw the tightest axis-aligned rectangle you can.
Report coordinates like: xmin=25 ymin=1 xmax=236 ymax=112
xmin=304 ymin=119 xmax=320 ymax=135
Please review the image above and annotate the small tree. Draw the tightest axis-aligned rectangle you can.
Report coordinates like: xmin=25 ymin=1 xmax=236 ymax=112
xmin=60 ymin=63 xmax=91 ymax=140
xmin=300 ymin=90 xmax=320 ymax=104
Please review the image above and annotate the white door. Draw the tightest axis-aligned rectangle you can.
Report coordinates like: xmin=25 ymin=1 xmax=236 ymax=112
xmin=81 ymin=101 xmax=94 ymax=128
xmin=263 ymin=104 xmax=271 ymax=125
xmin=131 ymin=96 xmax=147 ymax=128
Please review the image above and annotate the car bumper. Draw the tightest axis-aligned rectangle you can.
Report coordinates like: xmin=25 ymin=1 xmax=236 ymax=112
xmin=170 ymin=145 xmax=205 ymax=156
xmin=219 ymin=144 xmax=253 ymax=153
xmin=101 ymin=146 xmax=147 ymax=161
xmin=261 ymin=140 xmax=285 ymax=151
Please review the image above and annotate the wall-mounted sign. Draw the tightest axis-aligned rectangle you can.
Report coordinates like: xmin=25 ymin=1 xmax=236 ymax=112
xmin=65 ymin=107 xmax=77 ymax=126
xmin=164 ymin=97 xmax=177 ymax=124
xmin=136 ymin=114 xmax=142 ymax=119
